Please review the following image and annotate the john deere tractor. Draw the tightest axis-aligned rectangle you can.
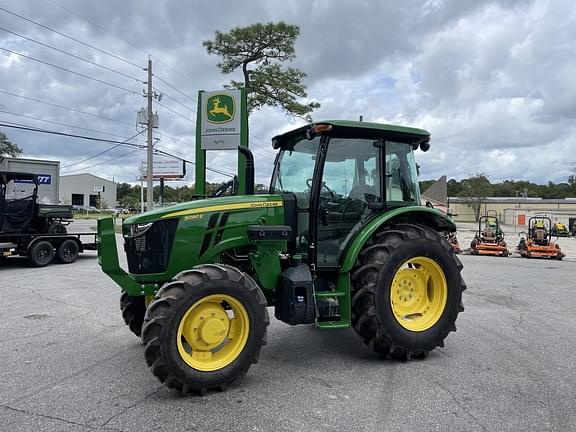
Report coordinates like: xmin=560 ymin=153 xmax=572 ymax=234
xmin=98 ymin=121 xmax=466 ymax=395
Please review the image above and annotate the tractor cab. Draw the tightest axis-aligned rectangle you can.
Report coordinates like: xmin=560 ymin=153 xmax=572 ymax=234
xmin=270 ymin=121 xmax=428 ymax=266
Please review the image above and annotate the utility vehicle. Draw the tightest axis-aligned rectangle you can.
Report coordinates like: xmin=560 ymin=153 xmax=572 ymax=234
xmin=98 ymin=120 xmax=466 ymax=394
xmin=0 ymin=172 xmax=96 ymax=266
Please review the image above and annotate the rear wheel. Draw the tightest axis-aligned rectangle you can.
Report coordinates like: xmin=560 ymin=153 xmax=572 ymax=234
xmin=56 ymin=239 xmax=79 ymax=264
xmin=28 ymin=241 xmax=54 ymax=267
xmin=142 ymin=264 xmax=268 ymax=395
xmin=351 ymin=224 xmax=465 ymax=360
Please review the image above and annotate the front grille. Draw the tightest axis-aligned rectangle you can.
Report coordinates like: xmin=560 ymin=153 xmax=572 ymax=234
xmin=124 ymin=219 xmax=179 ymax=274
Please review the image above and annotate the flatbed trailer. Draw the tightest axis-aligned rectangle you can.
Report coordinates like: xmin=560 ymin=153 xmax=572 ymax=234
xmin=0 ymin=232 xmax=97 ymax=267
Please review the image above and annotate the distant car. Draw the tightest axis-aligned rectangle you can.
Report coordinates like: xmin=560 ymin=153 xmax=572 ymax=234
xmin=71 ymin=205 xmax=100 ymax=212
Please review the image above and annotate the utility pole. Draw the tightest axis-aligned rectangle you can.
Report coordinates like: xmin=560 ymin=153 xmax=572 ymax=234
xmin=145 ymin=57 xmax=154 ymax=211
xmin=140 ymin=162 xmax=144 ymax=213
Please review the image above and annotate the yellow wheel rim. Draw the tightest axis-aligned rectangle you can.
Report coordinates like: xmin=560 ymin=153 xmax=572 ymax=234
xmin=390 ymin=256 xmax=448 ymax=332
xmin=176 ymin=294 xmax=249 ymax=372
xmin=144 ymin=295 xmax=155 ymax=308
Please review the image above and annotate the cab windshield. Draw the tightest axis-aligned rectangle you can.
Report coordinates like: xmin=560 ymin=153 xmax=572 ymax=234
xmin=270 ymin=136 xmax=420 ymax=207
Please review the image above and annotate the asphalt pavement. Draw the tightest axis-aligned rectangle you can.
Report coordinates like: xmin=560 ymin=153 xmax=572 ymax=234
xmin=0 ymin=249 xmax=575 ymax=431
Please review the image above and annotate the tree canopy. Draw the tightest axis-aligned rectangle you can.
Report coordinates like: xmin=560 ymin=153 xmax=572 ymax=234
xmin=458 ymin=174 xmax=492 ymax=221
xmin=0 ymin=131 xmax=22 ymax=157
xmin=203 ymin=22 xmax=319 ymax=118
xmin=116 ymin=182 xmax=268 ymax=208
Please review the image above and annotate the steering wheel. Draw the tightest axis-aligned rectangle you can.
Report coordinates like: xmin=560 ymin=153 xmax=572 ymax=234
xmin=306 ymin=178 xmax=335 ymax=199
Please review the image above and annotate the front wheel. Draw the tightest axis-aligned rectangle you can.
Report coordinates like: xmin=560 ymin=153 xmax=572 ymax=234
xmin=120 ymin=293 xmax=150 ymax=337
xmin=142 ymin=264 xmax=268 ymax=395
xmin=351 ymin=224 xmax=466 ymax=360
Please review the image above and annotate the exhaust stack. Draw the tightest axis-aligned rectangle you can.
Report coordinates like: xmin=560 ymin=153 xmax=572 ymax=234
xmin=238 ymin=146 xmax=254 ymax=195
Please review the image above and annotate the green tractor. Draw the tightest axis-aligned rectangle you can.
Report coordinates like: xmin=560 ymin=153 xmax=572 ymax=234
xmin=97 ymin=120 xmax=466 ymax=395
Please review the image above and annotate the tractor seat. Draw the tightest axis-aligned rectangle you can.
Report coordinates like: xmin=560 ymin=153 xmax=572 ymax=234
xmin=483 ymin=228 xmax=495 ymax=239
xmin=535 ymin=229 xmax=546 ymax=241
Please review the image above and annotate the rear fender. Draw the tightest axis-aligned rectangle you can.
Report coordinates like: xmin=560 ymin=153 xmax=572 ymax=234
xmin=340 ymin=206 xmax=456 ymax=273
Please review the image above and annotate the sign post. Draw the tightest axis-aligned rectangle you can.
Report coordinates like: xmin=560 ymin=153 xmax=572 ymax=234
xmin=195 ymin=88 xmax=248 ymax=195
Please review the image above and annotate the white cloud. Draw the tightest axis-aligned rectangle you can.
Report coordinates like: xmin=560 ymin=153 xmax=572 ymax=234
xmin=0 ymin=0 xmax=575 ymax=187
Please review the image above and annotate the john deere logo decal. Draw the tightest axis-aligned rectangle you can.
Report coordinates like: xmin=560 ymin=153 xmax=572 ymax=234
xmin=207 ymin=94 xmax=235 ymax=124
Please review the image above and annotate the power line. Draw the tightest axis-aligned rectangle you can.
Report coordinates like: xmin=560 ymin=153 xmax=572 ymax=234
xmin=0 ymin=26 xmax=142 ymax=84
xmin=0 ymin=47 xmax=140 ymax=95
xmin=39 ymin=0 xmax=201 ymax=98
xmin=153 ymin=130 xmax=192 ymax=144
xmin=0 ymin=121 xmax=235 ymax=178
xmin=0 ymin=122 xmax=144 ymax=148
xmin=154 ymin=89 xmax=196 ymax=114
xmin=0 ymin=89 xmax=135 ymax=126
xmin=0 ymin=5 xmax=143 ymax=69
xmin=64 ymin=148 xmax=142 ymax=174
xmin=155 ymin=75 xmax=197 ymax=103
xmin=152 ymin=57 xmax=200 ymax=94
xmin=44 ymin=0 xmax=150 ymax=55
xmin=154 ymin=100 xmax=195 ymax=123
xmin=0 ymin=109 xmax=146 ymax=142
xmin=62 ymin=130 xmax=145 ymax=168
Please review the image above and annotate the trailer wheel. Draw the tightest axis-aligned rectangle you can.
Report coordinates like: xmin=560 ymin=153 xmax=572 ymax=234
xmin=351 ymin=224 xmax=465 ymax=360
xmin=56 ymin=239 xmax=79 ymax=264
xmin=142 ymin=264 xmax=268 ymax=395
xmin=29 ymin=241 xmax=54 ymax=267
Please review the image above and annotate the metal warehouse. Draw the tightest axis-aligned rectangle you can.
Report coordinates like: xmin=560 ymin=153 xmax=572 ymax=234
xmin=448 ymin=196 xmax=576 ymax=231
xmin=60 ymin=173 xmax=117 ymax=209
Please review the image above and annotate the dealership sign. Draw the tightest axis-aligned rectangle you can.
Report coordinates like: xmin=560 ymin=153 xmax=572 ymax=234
xmin=200 ymin=90 xmax=242 ymax=150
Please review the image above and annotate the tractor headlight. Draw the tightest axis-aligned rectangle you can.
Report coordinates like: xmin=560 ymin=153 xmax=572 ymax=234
xmin=125 ymin=222 xmax=153 ymax=239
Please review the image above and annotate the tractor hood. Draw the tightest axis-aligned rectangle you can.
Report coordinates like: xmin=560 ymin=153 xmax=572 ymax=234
xmin=123 ymin=194 xmax=284 ymax=225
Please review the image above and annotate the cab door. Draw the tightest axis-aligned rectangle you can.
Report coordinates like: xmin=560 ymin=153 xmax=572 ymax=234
xmin=313 ymin=138 xmax=382 ymax=267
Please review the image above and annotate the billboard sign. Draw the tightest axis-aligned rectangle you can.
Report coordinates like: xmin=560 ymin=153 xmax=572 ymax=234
xmin=141 ymin=159 xmax=185 ymax=179
xmin=200 ymin=89 xmax=242 ymax=150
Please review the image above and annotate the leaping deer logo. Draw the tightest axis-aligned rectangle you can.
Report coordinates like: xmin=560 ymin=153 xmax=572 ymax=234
xmin=207 ymin=95 xmax=235 ymax=123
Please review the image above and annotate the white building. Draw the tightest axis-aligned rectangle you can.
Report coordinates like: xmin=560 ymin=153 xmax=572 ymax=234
xmin=60 ymin=174 xmax=117 ymax=209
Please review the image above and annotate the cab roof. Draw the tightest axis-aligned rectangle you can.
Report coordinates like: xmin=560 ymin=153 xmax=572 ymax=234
xmin=272 ymin=120 xmax=431 ymax=147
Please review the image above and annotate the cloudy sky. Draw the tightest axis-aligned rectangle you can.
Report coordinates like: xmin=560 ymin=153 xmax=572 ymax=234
xmin=0 ymin=0 xmax=575 ymax=187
